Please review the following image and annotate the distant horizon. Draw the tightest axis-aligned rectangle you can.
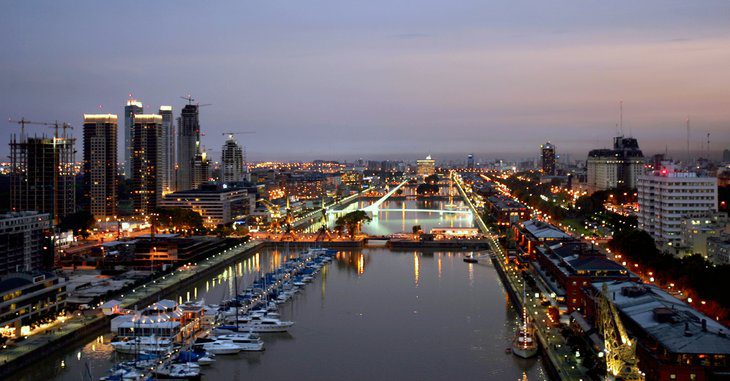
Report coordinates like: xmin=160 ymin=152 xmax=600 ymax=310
xmin=3 ymin=1 xmax=730 ymax=163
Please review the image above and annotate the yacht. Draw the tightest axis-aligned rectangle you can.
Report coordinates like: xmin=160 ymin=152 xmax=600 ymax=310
xmin=238 ymin=315 xmax=294 ymax=333
xmin=512 ymin=291 xmax=538 ymax=359
xmin=111 ymin=336 xmax=174 ymax=355
xmin=215 ymin=333 xmax=265 ymax=351
xmin=197 ymin=340 xmax=242 ymax=355
xmin=154 ymin=362 xmax=201 ymax=380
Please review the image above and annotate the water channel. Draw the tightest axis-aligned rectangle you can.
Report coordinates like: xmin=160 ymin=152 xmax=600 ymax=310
xmin=21 ymin=188 xmax=549 ymax=381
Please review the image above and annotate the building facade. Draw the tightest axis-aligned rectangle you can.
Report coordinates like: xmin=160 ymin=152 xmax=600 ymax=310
xmin=83 ymin=114 xmax=118 ymax=219
xmin=416 ymin=155 xmax=436 ymax=178
xmin=637 ymin=164 xmax=718 ymax=248
xmin=586 ymin=136 xmax=645 ymax=191
xmin=221 ymin=136 xmax=244 ymax=182
xmin=131 ymin=114 xmax=163 ymax=216
xmin=541 ymin=142 xmax=556 ymax=175
xmin=0 ymin=212 xmax=51 ymax=275
xmin=176 ymin=104 xmax=200 ymax=191
xmin=160 ymin=183 xmax=250 ymax=226
xmin=0 ymin=272 xmax=67 ymax=338
xmin=159 ymin=106 xmax=175 ymax=195
xmin=9 ymin=134 xmax=76 ymax=224
xmin=124 ymin=99 xmax=143 ymax=179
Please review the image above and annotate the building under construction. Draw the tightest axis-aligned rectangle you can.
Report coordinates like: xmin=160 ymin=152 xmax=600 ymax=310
xmin=9 ymin=132 xmax=76 ymax=224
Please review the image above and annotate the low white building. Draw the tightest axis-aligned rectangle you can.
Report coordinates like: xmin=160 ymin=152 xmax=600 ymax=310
xmin=637 ymin=163 xmax=718 ymax=249
xmin=160 ymin=183 xmax=252 ymax=226
xmin=680 ymin=213 xmax=729 ymax=258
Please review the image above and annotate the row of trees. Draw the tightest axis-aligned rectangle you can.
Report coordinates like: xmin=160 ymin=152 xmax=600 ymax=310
xmin=609 ymin=229 xmax=730 ymax=320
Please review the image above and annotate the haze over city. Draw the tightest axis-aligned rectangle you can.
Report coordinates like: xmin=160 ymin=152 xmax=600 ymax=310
xmin=2 ymin=2 xmax=730 ymax=381
xmin=2 ymin=0 xmax=730 ymax=161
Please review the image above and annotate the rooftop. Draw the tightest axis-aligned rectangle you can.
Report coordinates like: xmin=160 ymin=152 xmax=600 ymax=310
xmin=522 ymin=220 xmax=572 ymax=240
xmin=595 ymin=281 xmax=730 ymax=355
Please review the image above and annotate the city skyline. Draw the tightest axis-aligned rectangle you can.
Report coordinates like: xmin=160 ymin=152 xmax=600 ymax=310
xmin=2 ymin=1 xmax=730 ymax=162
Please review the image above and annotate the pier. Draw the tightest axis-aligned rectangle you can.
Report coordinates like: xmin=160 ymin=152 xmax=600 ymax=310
xmin=0 ymin=239 xmax=265 ymax=379
xmin=452 ymin=172 xmax=591 ymax=381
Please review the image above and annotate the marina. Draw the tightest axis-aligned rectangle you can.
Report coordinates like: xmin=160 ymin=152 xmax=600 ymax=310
xmin=15 ymin=194 xmax=549 ymax=381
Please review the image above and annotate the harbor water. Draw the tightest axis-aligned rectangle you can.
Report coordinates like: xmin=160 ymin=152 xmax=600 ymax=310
xmin=18 ymin=191 xmax=549 ymax=381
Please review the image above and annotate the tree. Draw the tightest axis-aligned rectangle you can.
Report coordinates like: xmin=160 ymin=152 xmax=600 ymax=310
xmin=154 ymin=208 xmax=205 ymax=234
xmin=58 ymin=210 xmax=96 ymax=239
xmin=412 ymin=225 xmax=422 ymax=235
xmin=335 ymin=210 xmax=372 ymax=240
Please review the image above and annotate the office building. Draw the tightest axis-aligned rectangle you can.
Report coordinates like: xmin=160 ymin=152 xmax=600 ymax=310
xmin=192 ymin=152 xmax=211 ymax=189
xmin=160 ymin=183 xmax=251 ymax=226
xmin=541 ymin=142 xmax=556 ymax=175
xmin=9 ymin=133 xmax=76 ymax=224
xmin=131 ymin=114 xmax=162 ymax=216
xmin=637 ymin=163 xmax=718 ymax=248
xmin=0 ymin=212 xmax=51 ymax=275
xmin=416 ymin=155 xmax=436 ymax=178
xmin=83 ymin=114 xmax=118 ymax=219
xmin=124 ymin=99 xmax=143 ymax=179
xmin=586 ymin=136 xmax=645 ymax=191
xmin=467 ymin=154 xmax=475 ymax=169
xmin=0 ymin=272 xmax=67 ymax=338
xmin=159 ymin=106 xmax=175 ymax=195
xmin=221 ymin=135 xmax=244 ymax=182
xmin=708 ymin=236 xmax=730 ymax=265
xmin=176 ymin=104 xmax=200 ymax=191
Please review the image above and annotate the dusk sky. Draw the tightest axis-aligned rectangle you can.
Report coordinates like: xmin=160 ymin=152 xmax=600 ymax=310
xmin=2 ymin=1 xmax=730 ymax=162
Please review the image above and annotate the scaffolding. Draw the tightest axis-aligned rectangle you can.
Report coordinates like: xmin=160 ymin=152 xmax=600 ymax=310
xmin=10 ymin=132 xmax=76 ymax=224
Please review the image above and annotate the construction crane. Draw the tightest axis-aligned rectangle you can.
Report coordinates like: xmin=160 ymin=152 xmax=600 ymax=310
xmin=597 ymin=283 xmax=643 ymax=381
xmin=180 ymin=95 xmax=212 ymax=108
xmin=9 ymin=118 xmax=73 ymax=139
xmin=222 ymin=131 xmax=255 ymax=140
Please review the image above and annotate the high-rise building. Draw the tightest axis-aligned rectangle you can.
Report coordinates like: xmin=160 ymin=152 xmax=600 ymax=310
xmin=586 ymin=136 xmax=645 ymax=191
xmin=467 ymin=154 xmax=475 ymax=169
xmin=417 ymin=155 xmax=436 ymax=178
xmin=83 ymin=114 xmax=118 ymax=219
xmin=723 ymin=149 xmax=730 ymax=163
xmin=0 ymin=211 xmax=51 ymax=275
xmin=221 ymin=135 xmax=244 ymax=182
xmin=637 ymin=163 xmax=718 ymax=249
xmin=124 ymin=99 xmax=143 ymax=179
xmin=177 ymin=104 xmax=200 ymax=191
xmin=192 ymin=152 xmax=211 ymax=189
xmin=131 ymin=114 xmax=162 ymax=216
xmin=541 ymin=142 xmax=556 ymax=175
xmin=159 ymin=106 xmax=175 ymax=194
xmin=10 ymin=132 xmax=76 ymax=224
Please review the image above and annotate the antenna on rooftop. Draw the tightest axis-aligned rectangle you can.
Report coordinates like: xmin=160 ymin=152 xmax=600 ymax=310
xmin=686 ymin=116 xmax=691 ymax=165
xmin=619 ymin=100 xmax=623 ymax=136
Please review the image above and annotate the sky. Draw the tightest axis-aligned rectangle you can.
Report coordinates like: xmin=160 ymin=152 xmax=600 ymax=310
xmin=2 ymin=1 xmax=730 ymax=163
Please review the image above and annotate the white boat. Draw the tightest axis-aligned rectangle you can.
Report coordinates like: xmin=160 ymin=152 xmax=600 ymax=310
xmin=197 ymin=356 xmax=215 ymax=365
xmin=100 ymin=364 xmax=146 ymax=381
xmin=199 ymin=340 xmax=242 ymax=355
xmin=154 ymin=362 xmax=201 ymax=380
xmin=215 ymin=333 xmax=265 ymax=351
xmin=111 ymin=336 xmax=174 ymax=355
xmin=238 ymin=316 xmax=294 ymax=333
xmin=512 ymin=290 xmax=538 ymax=359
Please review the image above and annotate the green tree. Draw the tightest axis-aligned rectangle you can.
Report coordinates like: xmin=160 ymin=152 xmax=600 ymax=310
xmin=154 ymin=208 xmax=205 ymax=234
xmin=335 ymin=210 xmax=372 ymax=240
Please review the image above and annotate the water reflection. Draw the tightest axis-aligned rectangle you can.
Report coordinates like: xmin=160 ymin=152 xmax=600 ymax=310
xmin=413 ymin=252 xmax=420 ymax=286
xmin=334 ymin=251 xmax=370 ymax=275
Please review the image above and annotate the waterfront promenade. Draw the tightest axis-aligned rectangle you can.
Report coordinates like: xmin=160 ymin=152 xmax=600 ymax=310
xmin=0 ymin=239 xmax=264 ymax=378
xmin=452 ymin=173 xmax=590 ymax=381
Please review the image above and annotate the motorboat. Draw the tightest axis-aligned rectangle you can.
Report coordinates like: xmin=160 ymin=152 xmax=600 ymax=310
xmin=154 ymin=362 xmax=201 ymax=380
xmin=111 ymin=336 xmax=174 ymax=355
xmin=215 ymin=333 xmax=265 ymax=351
xmin=197 ymin=340 xmax=241 ymax=355
xmin=237 ymin=316 xmax=294 ymax=333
